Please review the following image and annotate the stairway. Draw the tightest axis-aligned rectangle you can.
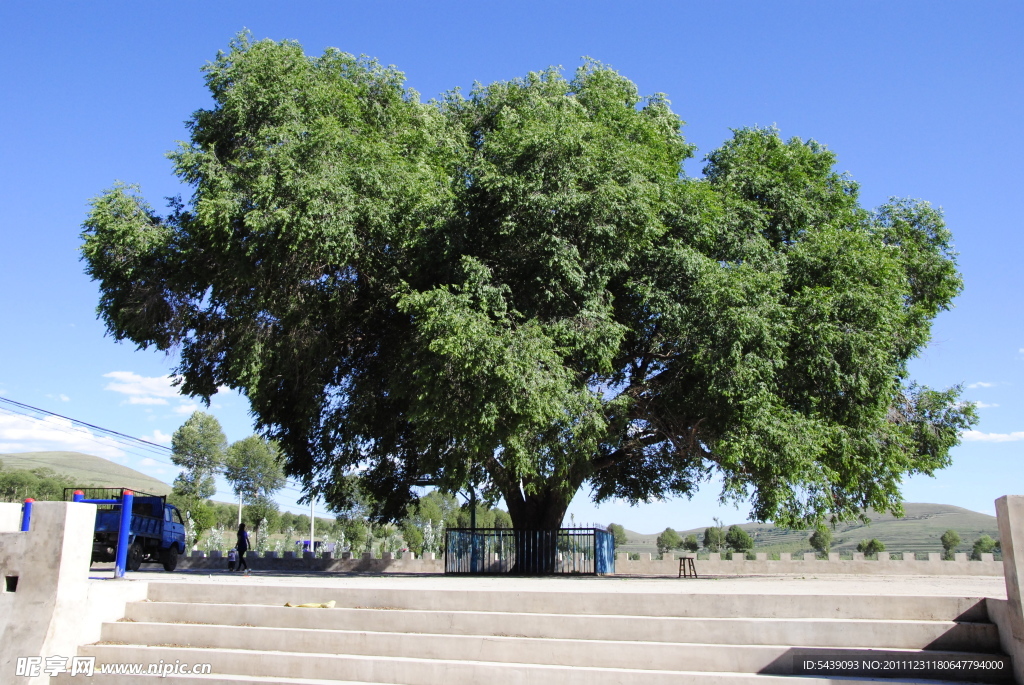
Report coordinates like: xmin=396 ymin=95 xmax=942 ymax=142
xmin=53 ymin=581 xmax=1014 ymax=684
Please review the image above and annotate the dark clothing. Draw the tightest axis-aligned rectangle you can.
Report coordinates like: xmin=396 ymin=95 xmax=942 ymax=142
xmin=236 ymin=530 xmax=250 ymax=571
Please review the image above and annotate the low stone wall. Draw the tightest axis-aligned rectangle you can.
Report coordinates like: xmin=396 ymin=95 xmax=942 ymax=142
xmin=616 ymin=551 xmax=1002 ymax=576
xmin=177 ymin=550 xmax=444 ymax=574
xmin=173 ymin=548 xmax=1002 ymax=576
xmin=0 ymin=502 xmax=149 ymax=685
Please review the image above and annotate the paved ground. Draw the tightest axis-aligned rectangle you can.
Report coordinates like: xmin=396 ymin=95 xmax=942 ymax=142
xmin=92 ymin=566 xmax=1008 ymax=598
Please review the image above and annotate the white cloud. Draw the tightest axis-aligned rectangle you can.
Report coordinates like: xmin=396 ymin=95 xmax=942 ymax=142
xmin=173 ymin=403 xmax=200 ymax=415
xmin=0 ymin=413 xmax=125 ymax=459
xmin=961 ymin=430 xmax=1024 ymax=443
xmin=104 ymin=371 xmax=182 ymax=401
xmin=127 ymin=396 xmax=168 ymax=406
xmin=974 ymin=402 xmax=1000 ymax=409
xmin=141 ymin=429 xmax=171 ymax=445
xmin=967 ymin=381 xmax=995 ymax=389
xmin=140 ymin=457 xmax=158 ymax=466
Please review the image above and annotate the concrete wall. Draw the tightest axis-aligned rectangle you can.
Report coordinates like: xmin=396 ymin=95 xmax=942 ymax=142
xmin=177 ymin=550 xmax=445 ymax=574
xmin=0 ymin=501 xmax=150 ymax=685
xmin=615 ymin=552 xmax=1003 ymax=576
xmin=0 ymin=502 xmax=24 ymax=532
xmin=170 ymin=549 xmax=1003 ymax=576
xmin=995 ymin=495 xmax=1024 ymax=685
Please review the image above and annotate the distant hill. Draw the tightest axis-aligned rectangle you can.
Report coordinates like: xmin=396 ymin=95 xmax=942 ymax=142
xmin=616 ymin=503 xmax=1000 ymax=556
xmin=0 ymin=451 xmax=172 ymax=496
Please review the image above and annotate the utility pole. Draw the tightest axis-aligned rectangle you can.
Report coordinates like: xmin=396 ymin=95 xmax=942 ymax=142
xmin=309 ymin=497 xmax=315 ymax=554
xmin=237 ymin=493 xmax=242 ymax=526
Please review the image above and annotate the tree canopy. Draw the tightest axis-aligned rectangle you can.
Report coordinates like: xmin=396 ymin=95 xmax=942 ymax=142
xmin=725 ymin=525 xmax=753 ymax=552
xmin=856 ymin=538 xmax=885 ymax=555
xmin=224 ymin=435 xmax=286 ymax=505
xmin=81 ymin=33 xmax=975 ymax=531
xmin=656 ymin=527 xmax=683 ymax=555
xmin=809 ymin=527 xmax=833 ymax=555
xmin=940 ymin=529 xmax=961 ymax=558
xmin=170 ymin=411 xmax=227 ymax=500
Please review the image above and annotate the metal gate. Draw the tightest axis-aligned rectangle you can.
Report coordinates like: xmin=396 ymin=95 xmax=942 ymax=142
xmin=444 ymin=528 xmax=615 ymax=575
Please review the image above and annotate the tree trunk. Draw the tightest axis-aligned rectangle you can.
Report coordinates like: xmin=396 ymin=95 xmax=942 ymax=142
xmin=502 ymin=486 xmax=574 ymax=574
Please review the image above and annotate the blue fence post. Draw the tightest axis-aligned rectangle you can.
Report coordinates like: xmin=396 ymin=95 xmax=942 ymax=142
xmin=72 ymin=490 xmax=84 ymax=503
xmin=20 ymin=498 xmax=34 ymax=532
xmin=114 ymin=490 xmax=134 ymax=578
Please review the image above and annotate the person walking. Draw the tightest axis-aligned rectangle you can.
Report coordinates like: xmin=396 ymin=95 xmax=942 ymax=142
xmin=236 ymin=523 xmax=250 ymax=573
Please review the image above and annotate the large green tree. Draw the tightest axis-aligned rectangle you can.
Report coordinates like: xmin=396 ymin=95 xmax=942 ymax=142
xmin=81 ymin=34 xmax=975 ymax=539
xmin=223 ymin=435 xmax=286 ymax=517
xmin=170 ymin=411 xmax=227 ymax=500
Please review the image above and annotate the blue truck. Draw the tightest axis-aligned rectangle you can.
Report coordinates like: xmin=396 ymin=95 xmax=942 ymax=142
xmin=65 ymin=487 xmax=187 ymax=572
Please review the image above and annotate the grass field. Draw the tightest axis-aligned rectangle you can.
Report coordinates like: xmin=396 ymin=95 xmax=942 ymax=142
xmin=0 ymin=450 xmax=172 ymax=496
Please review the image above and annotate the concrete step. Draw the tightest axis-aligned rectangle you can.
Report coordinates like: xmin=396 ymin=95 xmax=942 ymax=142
xmin=53 ymin=674 xmax=380 ymax=685
xmin=119 ymin=602 xmax=1003 ymax=652
xmin=89 ymin=624 xmax=1014 ymax=680
xmin=144 ymin=583 xmax=990 ymax=622
xmin=76 ymin=644 xmax=1008 ymax=685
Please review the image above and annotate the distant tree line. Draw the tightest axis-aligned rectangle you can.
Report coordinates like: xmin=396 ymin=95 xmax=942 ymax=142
xmin=0 ymin=459 xmax=76 ymax=502
xmin=603 ymin=518 xmax=1002 ymax=562
xmin=941 ymin=528 xmax=1000 ymax=560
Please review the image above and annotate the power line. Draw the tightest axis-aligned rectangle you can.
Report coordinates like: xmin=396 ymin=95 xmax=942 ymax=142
xmin=0 ymin=396 xmax=336 ymax=518
xmin=0 ymin=396 xmax=172 ymax=454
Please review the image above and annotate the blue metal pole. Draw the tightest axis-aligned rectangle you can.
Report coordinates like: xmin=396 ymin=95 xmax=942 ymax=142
xmin=114 ymin=490 xmax=134 ymax=578
xmin=72 ymin=490 xmax=84 ymax=503
xmin=20 ymin=499 xmax=34 ymax=532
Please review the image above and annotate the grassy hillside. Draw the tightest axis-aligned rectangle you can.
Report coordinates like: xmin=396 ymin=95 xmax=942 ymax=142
xmin=616 ymin=503 xmax=1000 ymax=557
xmin=0 ymin=451 xmax=172 ymax=496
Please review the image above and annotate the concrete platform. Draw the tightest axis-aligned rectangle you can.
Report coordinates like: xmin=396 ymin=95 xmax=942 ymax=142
xmin=48 ymin=571 xmax=1015 ymax=685
xmin=107 ymin=566 xmax=1008 ymax=598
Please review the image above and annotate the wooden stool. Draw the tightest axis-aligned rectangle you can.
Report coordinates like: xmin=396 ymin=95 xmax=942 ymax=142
xmin=678 ymin=556 xmax=697 ymax=578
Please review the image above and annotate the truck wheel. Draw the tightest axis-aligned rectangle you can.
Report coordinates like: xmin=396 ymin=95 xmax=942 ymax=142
xmin=160 ymin=545 xmax=179 ymax=572
xmin=126 ymin=541 xmax=143 ymax=572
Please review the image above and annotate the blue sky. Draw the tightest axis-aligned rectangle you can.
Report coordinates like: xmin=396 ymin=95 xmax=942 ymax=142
xmin=0 ymin=1 xmax=1020 ymax=532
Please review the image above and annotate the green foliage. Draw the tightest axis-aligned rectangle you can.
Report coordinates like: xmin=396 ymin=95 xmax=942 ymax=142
xmin=245 ymin=495 xmax=280 ymax=548
xmin=656 ymin=527 xmax=683 ymax=555
xmin=401 ymin=518 xmax=425 ymax=555
xmin=337 ymin=518 xmax=368 ymax=553
xmin=179 ymin=499 xmax=216 ymax=549
xmin=456 ymin=503 xmax=500 ymax=529
xmin=224 ymin=435 xmax=286 ymax=517
xmin=941 ymin=529 xmax=961 ymax=559
xmin=725 ymin=525 xmax=754 ymax=552
xmin=170 ymin=412 xmax=226 ymax=500
xmin=703 ymin=526 xmax=725 ymax=552
xmin=682 ymin=534 xmax=699 ymax=552
xmin=81 ymin=33 xmax=975 ymax=531
xmin=608 ymin=523 xmax=628 ymax=548
xmin=809 ymin=527 xmax=833 ymax=555
xmin=856 ymin=538 xmax=885 ymax=555
xmin=493 ymin=509 xmax=513 ymax=529
xmin=972 ymin=534 xmax=998 ymax=560
xmin=0 ymin=466 xmax=76 ymax=502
